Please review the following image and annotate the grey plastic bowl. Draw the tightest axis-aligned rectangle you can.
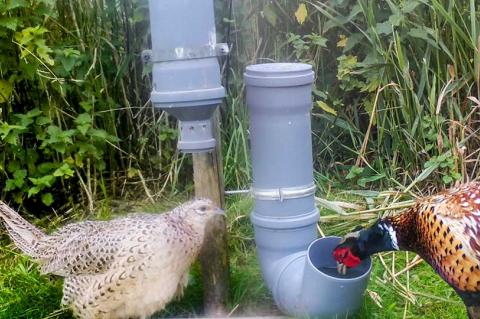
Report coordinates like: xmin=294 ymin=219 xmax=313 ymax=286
xmin=299 ymin=236 xmax=372 ymax=318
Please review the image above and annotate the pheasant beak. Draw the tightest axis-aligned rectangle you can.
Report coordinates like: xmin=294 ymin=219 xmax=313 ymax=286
xmin=214 ymin=208 xmax=226 ymax=216
xmin=337 ymin=262 xmax=348 ymax=275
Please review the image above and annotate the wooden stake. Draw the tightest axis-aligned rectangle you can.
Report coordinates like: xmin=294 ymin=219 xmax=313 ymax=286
xmin=192 ymin=110 xmax=229 ymax=316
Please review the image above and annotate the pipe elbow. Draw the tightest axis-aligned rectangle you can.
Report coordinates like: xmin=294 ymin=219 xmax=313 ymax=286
xmin=258 ymin=237 xmax=372 ymax=318
xmin=270 ymin=251 xmax=307 ymax=315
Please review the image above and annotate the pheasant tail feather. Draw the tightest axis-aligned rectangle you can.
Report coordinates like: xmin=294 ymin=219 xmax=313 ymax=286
xmin=0 ymin=201 xmax=46 ymax=257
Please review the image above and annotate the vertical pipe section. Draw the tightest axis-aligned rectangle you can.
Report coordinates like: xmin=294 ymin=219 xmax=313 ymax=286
xmin=244 ymin=62 xmax=319 ymax=298
xmin=148 ymin=0 xmax=225 ymax=152
xmin=245 ymin=63 xmax=372 ymax=318
xmin=146 ymin=0 xmax=229 ymax=313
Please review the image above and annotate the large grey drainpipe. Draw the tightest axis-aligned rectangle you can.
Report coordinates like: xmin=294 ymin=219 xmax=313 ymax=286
xmin=145 ymin=0 xmax=228 ymax=153
xmin=244 ymin=63 xmax=371 ymax=318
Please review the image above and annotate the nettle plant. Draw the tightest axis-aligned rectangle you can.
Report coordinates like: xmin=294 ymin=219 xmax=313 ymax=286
xmin=0 ymin=107 xmax=118 ymax=205
xmin=0 ymin=0 xmax=118 ymax=206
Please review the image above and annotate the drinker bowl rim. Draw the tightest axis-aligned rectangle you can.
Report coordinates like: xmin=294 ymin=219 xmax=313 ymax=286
xmin=307 ymin=235 xmax=372 ymax=282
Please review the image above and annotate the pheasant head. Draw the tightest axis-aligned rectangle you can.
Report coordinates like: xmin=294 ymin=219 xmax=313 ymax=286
xmin=333 ymin=220 xmax=400 ymax=274
xmin=173 ymin=198 xmax=225 ymax=237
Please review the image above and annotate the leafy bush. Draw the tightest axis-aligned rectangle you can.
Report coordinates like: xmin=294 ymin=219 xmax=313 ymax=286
xmin=0 ymin=0 xmax=183 ymax=210
xmin=1 ymin=0 xmax=479 ymax=210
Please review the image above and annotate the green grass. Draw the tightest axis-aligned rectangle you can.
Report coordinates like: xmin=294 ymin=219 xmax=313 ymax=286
xmin=0 ymin=194 xmax=468 ymax=318
xmin=0 ymin=244 xmax=71 ymax=319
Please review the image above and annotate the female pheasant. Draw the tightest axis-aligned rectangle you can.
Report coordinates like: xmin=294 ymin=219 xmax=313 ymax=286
xmin=333 ymin=182 xmax=480 ymax=319
xmin=0 ymin=198 xmax=224 ymax=319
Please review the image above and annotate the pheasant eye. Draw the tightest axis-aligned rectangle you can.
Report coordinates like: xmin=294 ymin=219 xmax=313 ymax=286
xmin=199 ymin=206 xmax=208 ymax=212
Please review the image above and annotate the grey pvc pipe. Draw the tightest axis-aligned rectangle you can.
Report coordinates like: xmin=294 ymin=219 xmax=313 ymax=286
xmin=244 ymin=63 xmax=371 ymax=318
xmin=147 ymin=0 xmax=225 ymax=153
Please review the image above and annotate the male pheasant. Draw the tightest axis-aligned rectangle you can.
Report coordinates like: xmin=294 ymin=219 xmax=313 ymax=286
xmin=333 ymin=182 xmax=480 ymax=319
xmin=0 ymin=198 xmax=224 ymax=319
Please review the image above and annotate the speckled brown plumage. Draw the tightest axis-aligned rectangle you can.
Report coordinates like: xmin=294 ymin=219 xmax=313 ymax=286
xmin=386 ymin=183 xmax=480 ymax=294
xmin=334 ymin=182 xmax=480 ymax=318
xmin=0 ymin=198 xmax=223 ymax=319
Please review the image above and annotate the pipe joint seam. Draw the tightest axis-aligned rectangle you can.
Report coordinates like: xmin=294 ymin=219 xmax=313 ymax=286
xmin=252 ymin=182 xmax=316 ymax=201
xmin=251 ymin=208 xmax=319 ymax=229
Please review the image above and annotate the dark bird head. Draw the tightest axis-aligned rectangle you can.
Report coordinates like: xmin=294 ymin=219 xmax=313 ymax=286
xmin=333 ymin=220 xmax=399 ymax=273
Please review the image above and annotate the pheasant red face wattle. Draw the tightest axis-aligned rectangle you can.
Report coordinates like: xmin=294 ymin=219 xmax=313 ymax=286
xmin=333 ymin=247 xmax=361 ymax=268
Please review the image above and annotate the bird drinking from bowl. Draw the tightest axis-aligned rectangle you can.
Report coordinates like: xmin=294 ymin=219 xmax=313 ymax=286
xmin=333 ymin=182 xmax=480 ymax=319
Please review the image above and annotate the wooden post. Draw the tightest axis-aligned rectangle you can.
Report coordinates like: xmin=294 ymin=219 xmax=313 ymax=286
xmin=192 ymin=110 xmax=229 ymax=316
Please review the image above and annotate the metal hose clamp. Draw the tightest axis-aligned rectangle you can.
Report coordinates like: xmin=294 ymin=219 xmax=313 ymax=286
xmin=252 ymin=182 xmax=316 ymax=201
xmin=141 ymin=43 xmax=229 ymax=63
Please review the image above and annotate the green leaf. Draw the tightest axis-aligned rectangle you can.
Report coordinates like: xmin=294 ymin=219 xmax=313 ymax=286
xmin=7 ymin=160 xmax=20 ymax=173
xmin=0 ymin=17 xmax=19 ymax=31
xmin=35 ymin=40 xmax=54 ymax=65
xmin=53 ymin=163 xmax=74 ymax=178
xmin=14 ymin=109 xmax=41 ymax=127
xmin=316 ymin=101 xmax=337 ymax=116
xmin=262 ymin=3 xmax=277 ymax=27
xmin=407 ymin=27 xmax=439 ymax=49
xmin=95 ymin=159 xmax=106 ymax=171
xmin=5 ymin=179 xmax=17 ymax=191
xmin=0 ymin=122 xmax=24 ymax=145
xmin=357 ymin=174 xmax=386 ymax=187
xmin=27 ymin=186 xmax=40 ymax=197
xmin=452 ymin=172 xmax=462 ymax=180
xmin=77 ymin=124 xmax=89 ymax=135
xmin=36 ymin=116 xmax=51 ymax=126
xmin=337 ymin=55 xmax=358 ymax=79
xmin=58 ymin=49 xmax=80 ymax=72
xmin=0 ymin=80 xmax=13 ymax=103
xmin=437 ymin=153 xmax=448 ymax=162
xmin=6 ymin=0 xmax=28 ymax=10
xmin=402 ymin=0 xmax=423 ymax=14
xmin=60 ymin=56 xmax=76 ymax=72
xmin=307 ymin=33 xmax=328 ymax=47
xmin=343 ymin=33 xmax=363 ymax=52
xmin=75 ymin=113 xmax=92 ymax=135
xmin=376 ymin=21 xmax=392 ymax=35
xmin=44 ymin=125 xmax=75 ymax=147
xmin=41 ymin=193 xmax=54 ymax=206
xmin=88 ymin=128 xmax=119 ymax=142
xmin=442 ymin=175 xmax=453 ymax=184
xmin=75 ymin=113 xmax=92 ymax=125
xmin=29 ymin=174 xmax=55 ymax=187
xmin=37 ymin=162 xmax=56 ymax=174
xmin=88 ymin=128 xmax=108 ymax=139
xmin=388 ymin=13 xmax=404 ymax=26
xmin=346 ymin=166 xmax=364 ymax=179
xmin=26 ymin=148 xmax=39 ymax=171
xmin=6 ymin=0 xmax=30 ymax=10
xmin=13 ymin=169 xmax=27 ymax=187
xmin=77 ymin=141 xmax=99 ymax=155
xmin=26 ymin=108 xmax=42 ymax=118
xmin=79 ymin=101 xmax=93 ymax=112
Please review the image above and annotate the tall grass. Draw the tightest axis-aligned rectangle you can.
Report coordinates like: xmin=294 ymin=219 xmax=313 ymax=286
xmin=224 ymin=0 xmax=480 ymax=192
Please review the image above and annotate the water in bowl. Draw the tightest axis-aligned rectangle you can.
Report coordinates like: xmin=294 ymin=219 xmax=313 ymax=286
xmin=316 ymin=264 xmax=369 ymax=279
